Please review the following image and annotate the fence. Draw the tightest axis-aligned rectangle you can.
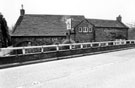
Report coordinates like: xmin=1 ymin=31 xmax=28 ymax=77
xmin=0 ymin=40 xmax=135 ymax=57
xmin=1 ymin=40 xmax=135 ymax=65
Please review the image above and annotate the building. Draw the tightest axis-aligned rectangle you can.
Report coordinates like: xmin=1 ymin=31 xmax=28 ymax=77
xmin=11 ymin=7 xmax=85 ymax=47
xmin=12 ymin=7 xmax=128 ymax=47
xmin=74 ymin=16 xmax=129 ymax=43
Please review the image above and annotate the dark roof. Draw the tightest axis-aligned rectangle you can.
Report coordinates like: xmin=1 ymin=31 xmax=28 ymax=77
xmin=87 ymin=19 xmax=128 ymax=28
xmin=12 ymin=14 xmax=85 ymax=36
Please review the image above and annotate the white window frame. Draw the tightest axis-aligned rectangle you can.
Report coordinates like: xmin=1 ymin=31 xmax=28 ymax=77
xmin=86 ymin=27 xmax=88 ymax=32
xmin=89 ymin=27 xmax=92 ymax=32
xmin=83 ymin=27 xmax=88 ymax=33
xmin=78 ymin=27 xmax=82 ymax=32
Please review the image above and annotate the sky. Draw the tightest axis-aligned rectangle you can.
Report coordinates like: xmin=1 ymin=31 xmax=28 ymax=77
xmin=1 ymin=0 xmax=135 ymax=28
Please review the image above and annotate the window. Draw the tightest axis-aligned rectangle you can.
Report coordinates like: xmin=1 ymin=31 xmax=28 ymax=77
xmin=79 ymin=27 xmax=91 ymax=33
xmin=78 ymin=27 xmax=82 ymax=32
xmin=86 ymin=27 xmax=89 ymax=32
xmin=83 ymin=27 xmax=88 ymax=33
xmin=89 ymin=27 xmax=92 ymax=32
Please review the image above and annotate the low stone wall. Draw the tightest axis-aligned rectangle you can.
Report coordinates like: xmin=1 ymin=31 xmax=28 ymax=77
xmin=0 ymin=43 xmax=135 ymax=65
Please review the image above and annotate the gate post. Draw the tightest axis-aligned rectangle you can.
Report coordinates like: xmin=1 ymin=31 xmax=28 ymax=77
xmin=22 ymin=47 xmax=25 ymax=54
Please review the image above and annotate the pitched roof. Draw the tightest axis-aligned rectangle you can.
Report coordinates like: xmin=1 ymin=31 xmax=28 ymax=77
xmin=12 ymin=14 xmax=85 ymax=36
xmin=87 ymin=19 xmax=128 ymax=28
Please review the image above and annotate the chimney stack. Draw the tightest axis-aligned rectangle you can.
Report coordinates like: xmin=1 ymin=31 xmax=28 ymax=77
xmin=116 ymin=15 xmax=122 ymax=22
xmin=20 ymin=4 xmax=25 ymax=16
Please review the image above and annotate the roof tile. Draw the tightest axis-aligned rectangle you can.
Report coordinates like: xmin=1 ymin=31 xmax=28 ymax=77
xmin=12 ymin=14 xmax=85 ymax=36
xmin=87 ymin=19 xmax=128 ymax=28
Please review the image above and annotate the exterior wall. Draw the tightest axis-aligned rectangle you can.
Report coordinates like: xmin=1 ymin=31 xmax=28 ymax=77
xmin=95 ymin=27 xmax=128 ymax=42
xmin=12 ymin=28 xmax=128 ymax=47
xmin=73 ymin=20 xmax=94 ymax=43
xmin=12 ymin=36 xmax=66 ymax=47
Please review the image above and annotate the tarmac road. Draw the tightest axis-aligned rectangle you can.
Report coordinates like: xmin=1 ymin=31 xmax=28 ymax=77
xmin=1 ymin=48 xmax=135 ymax=88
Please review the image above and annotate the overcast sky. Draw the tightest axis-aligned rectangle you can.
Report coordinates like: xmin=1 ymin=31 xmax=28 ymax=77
xmin=1 ymin=0 xmax=135 ymax=27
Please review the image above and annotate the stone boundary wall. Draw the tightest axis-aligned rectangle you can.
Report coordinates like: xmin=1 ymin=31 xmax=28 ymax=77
xmin=0 ymin=41 xmax=135 ymax=66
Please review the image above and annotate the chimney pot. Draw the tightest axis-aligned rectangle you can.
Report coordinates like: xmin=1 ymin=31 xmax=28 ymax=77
xmin=116 ymin=15 xmax=122 ymax=22
xmin=20 ymin=4 xmax=25 ymax=16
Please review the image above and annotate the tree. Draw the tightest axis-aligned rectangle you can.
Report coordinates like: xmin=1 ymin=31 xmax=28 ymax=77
xmin=0 ymin=13 xmax=12 ymax=47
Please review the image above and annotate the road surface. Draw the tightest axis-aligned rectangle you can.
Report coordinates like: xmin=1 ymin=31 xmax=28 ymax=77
xmin=1 ymin=48 xmax=135 ymax=88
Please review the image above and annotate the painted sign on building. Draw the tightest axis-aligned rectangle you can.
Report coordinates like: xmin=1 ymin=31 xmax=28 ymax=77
xmin=65 ymin=18 xmax=71 ymax=30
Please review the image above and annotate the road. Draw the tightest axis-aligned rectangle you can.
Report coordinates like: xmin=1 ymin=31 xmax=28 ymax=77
xmin=1 ymin=48 xmax=135 ymax=88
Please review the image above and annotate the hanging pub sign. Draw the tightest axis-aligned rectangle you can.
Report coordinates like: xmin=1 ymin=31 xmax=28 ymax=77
xmin=65 ymin=18 xmax=71 ymax=30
